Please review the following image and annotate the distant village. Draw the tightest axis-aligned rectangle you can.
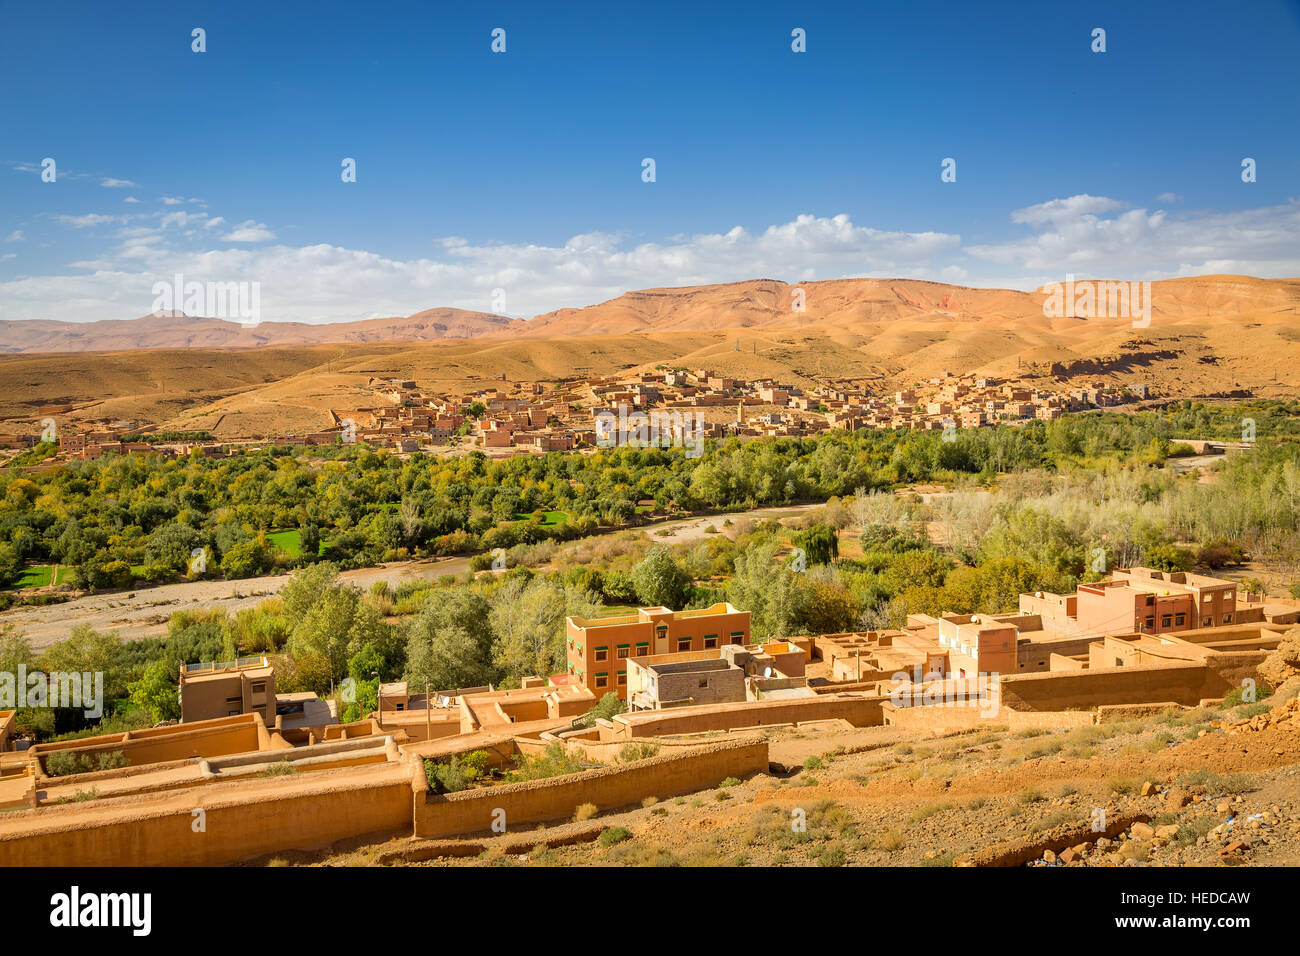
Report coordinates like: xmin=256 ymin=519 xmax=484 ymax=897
xmin=1 ymin=368 xmax=1156 ymax=463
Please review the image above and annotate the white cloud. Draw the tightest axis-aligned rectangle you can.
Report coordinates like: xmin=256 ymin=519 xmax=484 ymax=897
xmin=1008 ymin=194 xmax=1125 ymax=226
xmin=968 ymin=194 xmax=1300 ymax=283
xmin=101 ymin=177 xmax=137 ymax=188
xmin=4 ymin=230 xmax=22 ymax=242
xmin=52 ymin=213 xmax=119 ymax=228
xmin=1155 ymin=192 xmax=1183 ymax=204
xmin=220 ymin=220 xmax=276 ymax=242
xmin=4 ymin=200 xmax=1297 ymax=324
xmin=161 ymin=196 xmax=184 ymax=205
xmin=124 ymin=196 xmax=140 ymax=204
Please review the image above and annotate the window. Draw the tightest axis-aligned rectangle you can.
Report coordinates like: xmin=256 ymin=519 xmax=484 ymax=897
xmin=730 ymin=631 xmax=746 ymax=645
xmin=595 ymin=673 xmax=608 ymax=689
xmin=594 ymin=646 xmax=608 ymax=662
xmin=1143 ymin=616 xmax=1154 ymax=631
xmin=1115 ymin=657 xmax=1124 ymax=667
xmin=1202 ymin=617 xmax=1213 ymax=627
xmin=698 ymin=679 xmax=709 ymax=689
xmin=225 ymin=696 xmax=241 ymax=705
xmin=1161 ymin=614 xmax=1172 ymax=628
xmin=635 ymin=642 xmax=649 ymax=657
xmin=616 ymin=644 xmax=630 ymax=659
xmin=1223 ymin=613 xmax=1232 ymax=624
xmin=250 ymin=681 xmax=266 ymax=694
xmin=677 ymin=638 xmax=692 ymax=652
xmin=1174 ymin=613 xmax=1185 ymax=626
xmin=617 ymin=671 xmax=627 ymax=686
xmin=703 ymin=634 xmax=718 ymax=649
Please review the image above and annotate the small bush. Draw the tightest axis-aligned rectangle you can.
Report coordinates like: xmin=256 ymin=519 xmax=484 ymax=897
xmin=574 ymin=802 xmax=598 ymax=822
xmin=599 ymin=827 xmax=632 ymax=847
xmin=877 ymin=829 xmax=904 ymax=852
xmin=617 ymin=741 xmax=660 ymax=763
xmin=44 ymin=749 xmax=128 ymax=777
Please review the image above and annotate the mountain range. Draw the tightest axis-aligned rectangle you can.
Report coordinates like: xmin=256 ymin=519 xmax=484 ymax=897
xmin=2 ymin=275 xmax=1296 ymax=354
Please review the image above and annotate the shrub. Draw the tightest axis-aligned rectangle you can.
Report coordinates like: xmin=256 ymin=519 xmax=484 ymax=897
xmin=507 ymin=742 xmax=597 ymax=782
xmin=598 ymin=826 xmax=631 ymax=847
xmin=582 ymin=692 xmax=628 ymax=729
xmin=44 ymin=749 xmax=128 ymax=777
xmin=574 ymin=802 xmax=598 ymax=822
xmin=877 ymin=829 xmax=904 ymax=852
xmin=424 ymin=749 xmax=497 ymax=793
xmin=616 ymin=741 xmax=660 ymax=763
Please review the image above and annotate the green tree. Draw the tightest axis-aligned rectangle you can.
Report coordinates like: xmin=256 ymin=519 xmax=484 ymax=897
xmin=631 ymin=546 xmax=689 ymax=609
xmin=128 ymin=659 xmax=180 ymax=724
xmin=404 ymin=587 xmax=495 ymax=691
xmin=582 ymin=691 xmax=627 ymax=728
xmin=1144 ymin=543 xmax=1193 ymax=573
xmin=794 ymin=523 xmax=839 ymax=566
xmin=728 ymin=541 xmax=809 ymax=642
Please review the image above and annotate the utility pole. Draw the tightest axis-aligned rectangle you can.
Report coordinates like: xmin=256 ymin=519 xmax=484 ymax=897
xmin=425 ymin=680 xmax=431 ymax=740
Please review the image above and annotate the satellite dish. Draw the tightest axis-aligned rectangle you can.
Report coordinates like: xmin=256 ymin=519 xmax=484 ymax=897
xmin=762 ymin=666 xmax=772 ymax=678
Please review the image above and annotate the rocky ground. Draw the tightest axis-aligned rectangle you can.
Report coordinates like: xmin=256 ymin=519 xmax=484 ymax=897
xmin=304 ymin=682 xmax=1300 ymax=869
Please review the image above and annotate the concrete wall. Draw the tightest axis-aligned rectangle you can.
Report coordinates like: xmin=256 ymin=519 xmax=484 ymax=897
xmin=0 ymin=763 xmax=418 ymax=866
xmin=31 ymin=714 xmax=265 ymax=772
xmin=882 ymin=702 xmax=1092 ymax=733
xmin=414 ymin=739 xmax=768 ymax=839
xmin=998 ymin=661 xmax=1238 ymax=711
xmin=605 ymin=693 xmax=885 ymax=740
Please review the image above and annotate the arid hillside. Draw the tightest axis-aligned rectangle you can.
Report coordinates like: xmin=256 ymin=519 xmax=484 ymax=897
xmin=0 ymin=307 xmax=522 ymax=354
xmin=0 ymin=275 xmax=1297 ymax=438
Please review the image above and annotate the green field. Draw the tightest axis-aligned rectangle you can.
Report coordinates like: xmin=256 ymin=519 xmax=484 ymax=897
xmin=268 ymin=529 xmax=304 ymax=556
xmin=513 ymin=510 xmax=569 ymax=526
xmin=13 ymin=565 xmax=69 ymax=588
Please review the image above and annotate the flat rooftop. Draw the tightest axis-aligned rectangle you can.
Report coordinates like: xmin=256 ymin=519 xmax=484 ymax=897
xmin=179 ymin=656 xmax=272 ymax=682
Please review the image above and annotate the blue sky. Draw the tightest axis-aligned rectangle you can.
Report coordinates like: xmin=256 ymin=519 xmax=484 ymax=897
xmin=2 ymin=0 xmax=1298 ymax=323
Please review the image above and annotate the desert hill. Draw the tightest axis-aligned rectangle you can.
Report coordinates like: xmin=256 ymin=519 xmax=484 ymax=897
xmin=0 ymin=307 xmax=522 ymax=354
xmin=0 ymin=275 xmax=1298 ymax=439
xmin=5 ymin=275 xmax=1297 ymax=355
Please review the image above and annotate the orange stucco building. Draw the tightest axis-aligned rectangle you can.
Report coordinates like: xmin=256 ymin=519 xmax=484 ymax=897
xmin=1076 ymin=568 xmax=1239 ymax=636
xmin=178 ymin=656 xmax=276 ymax=724
xmin=564 ymin=604 xmax=751 ymax=699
